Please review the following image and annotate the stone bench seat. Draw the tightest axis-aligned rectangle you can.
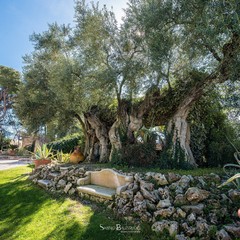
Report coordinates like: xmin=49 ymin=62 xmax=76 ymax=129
xmin=77 ymin=185 xmax=116 ymax=200
xmin=77 ymin=169 xmax=133 ymax=200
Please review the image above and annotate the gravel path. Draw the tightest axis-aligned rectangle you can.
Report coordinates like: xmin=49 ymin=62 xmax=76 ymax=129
xmin=0 ymin=159 xmax=33 ymax=171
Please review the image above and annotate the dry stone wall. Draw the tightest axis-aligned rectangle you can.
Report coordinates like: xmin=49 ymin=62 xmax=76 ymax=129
xmin=29 ymin=165 xmax=240 ymax=240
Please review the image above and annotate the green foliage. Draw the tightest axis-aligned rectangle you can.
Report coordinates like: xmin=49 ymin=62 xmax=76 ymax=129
xmin=219 ymin=142 xmax=240 ymax=189
xmin=189 ymin=90 xmax=239 ymax=167
xmin=16 ymin=147 xmax=31 ymax=156
xmin=54 ymin=150 xmax=71 ymax=163
xmin=34 ymin=144 xmax=54 ymax=160
xmin=112 ymin=141 xmax=158 ymax=167
xmin=158 ymin=132 xmax=193 ymax=170
xmin=0 ymin=65 xmax=20 ymax=93
xmin=9 ymin=144 xmax=18 ymax=150
xmin=0 ymin=134 xmax=11 ymax=150
xmin=111 ymin=127 xmax=160 ymax=167
xmin=47 ymin=134 xmax=83 ymax=154
xmin=15 ymin=0 xmax=240 ymax=166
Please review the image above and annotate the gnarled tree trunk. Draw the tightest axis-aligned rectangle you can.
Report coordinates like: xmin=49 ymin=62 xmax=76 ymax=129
xmin=83 ymin=118 xmax=99 ymax=162
xmin=166 ymin=73 xmax=218 ymax=167
xmin=167 ymin=108 xmax=196 ymax=167
xmin=84 ymin=110 xmax=110 ymax=162
xmin=109 ymin=85 xmax=161 ymax=161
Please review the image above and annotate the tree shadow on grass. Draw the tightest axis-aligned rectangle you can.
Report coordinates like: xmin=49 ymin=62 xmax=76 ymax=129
xmin=80 ymin=208 xmax=161 ymax=240
xmin=0 ymin=178 xmax=56 ymax=240
xmin=0 ymin=168 xmax=158 ymax=240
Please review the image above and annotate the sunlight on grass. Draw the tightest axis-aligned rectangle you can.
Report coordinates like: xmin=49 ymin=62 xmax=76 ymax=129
xmin=0 ymin=166 xmax=159 ymax=240
xmin=0 ymin=167 xmax=93 ymax=240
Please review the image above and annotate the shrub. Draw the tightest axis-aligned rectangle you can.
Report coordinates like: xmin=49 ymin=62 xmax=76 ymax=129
xmin=112 ymin=141 xmax=158 ymax=167
xmin=54 ymin=150 xmax=71 ymax=163
xmin=189 ymin=90 xmax=240 ymax=167
xmin=47 ymin=133 xmax=83 ymax=153
xmin=157 ymin=133 xmax=193 ymax=170
xmin=219 ymin=142 xmax=240 ymax=189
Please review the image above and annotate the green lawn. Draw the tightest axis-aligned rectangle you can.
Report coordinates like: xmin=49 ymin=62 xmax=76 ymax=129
xmin=84 ymin=163 xmax=224 ymax=176
xmin=0 ymin=166 xmax=160 ymax=240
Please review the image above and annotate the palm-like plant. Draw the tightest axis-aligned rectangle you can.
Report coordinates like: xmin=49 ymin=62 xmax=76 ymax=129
xmin=34 ymin=144 xmax=53 ymax=160
xmin=218 ymin=141 xmax=240 ymax=189
xmin=54 ymin=150 xmax=71 ymax=163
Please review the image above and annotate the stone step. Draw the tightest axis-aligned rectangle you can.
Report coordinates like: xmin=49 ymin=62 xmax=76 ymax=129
xmin=60 ymin=166 xmax=73 ymax=171
xmin=37 ymin=179 xmax=52 ymax=189
xmin=49 ymin=172 xmax=60 ymax=179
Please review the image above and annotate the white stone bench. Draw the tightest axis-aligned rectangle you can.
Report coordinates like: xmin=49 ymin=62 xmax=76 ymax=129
xmin=77 ymin=169 xmax=133 ymax=200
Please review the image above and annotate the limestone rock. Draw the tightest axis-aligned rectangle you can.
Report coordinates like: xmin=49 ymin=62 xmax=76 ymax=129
xmin=140 ymin=211 xmax=152 ymax=222
xmin=158 ymin=187 xmax=170 ymax=199
xmin=156 ymin=198 xmax=171 ymax=208
xmin=181 ymin=222 xmax=196 ymax=237
xmin=178 ymin=175 xmax=191 ymax=189
xmin=175 ymin=186 xmax=184 ymax=195
xmin=133 ymin=199 xmax=147 ymax=213
xmin=145 ymin=172 xmax=155 ymax=180
xmin=134 ymin=191 xmax=144 ymax=201
xmin=140 ymin=180 xmax=154 ymax=191
xmin=208 ymin=212 xmax=218 ymax=224
xmin=153 ymin=173 xmax=168 ymax=186
xmin=152 ymin=220 xmax=178 ymax=237
xmin=152 ymin=189 xmax=161 ymax=201
xmin=37 ymin=179 xmax=52 ymax=189
xmin=121 ymin=190 xmax=134 ymax=199
xmin=216 ymin=229 xmax=232 ymax=240
xmin=174 ymin=194 xmax=188 ymax=206
xmin=117 ymin=198 xmax=128 ymax=208
xmin=64 ymin=182 xmax=72 ymax=193
xmin=68 ymin=188 xmax=76 ymax=195
xmin=134 ymin=173 xmax=143 ymax=182
xmin=181 ymin=204 xmax=204 ymax=214
xmin=187 ymin=213 xmax=196 ymax=223
xmin=146 ymin=200 xmax=156 ymax=211
xmin=120 ymin=202 xmax=133 ymax=216
xmin=141 ymin=187 xmax=157 ymax=203
xmin=196 ymin=219 xmax=209 ymax=237
xmin=185 ymin=187 xmax=210 ymax=203
xmin=176 ymin=208 xmax=187 ymax=218
xmin=154 ymin=207 xmax=175 ymax=218
xmin=167 ymin=172 xmax=181 ymax=183
xmin=204 ymin=173 xmax=221 ymax=184
xmin=131 ymin=184 xmax=139 ymax=194
xmin=228 ymin=189 xmax=240 ymax=202
xmin=197 ymin=176 xmax=207 ymax=188
xmin=175 ymin=234 xmax=188 ymax=240
xmin=224 ymin=224 xmax=240 ymax=238
xmin=57 ymin=179 xmax=67 ymax=188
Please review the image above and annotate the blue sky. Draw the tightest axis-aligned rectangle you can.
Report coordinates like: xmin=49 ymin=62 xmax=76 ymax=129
xmin=0 ymin=0 xmax=127 ymax=73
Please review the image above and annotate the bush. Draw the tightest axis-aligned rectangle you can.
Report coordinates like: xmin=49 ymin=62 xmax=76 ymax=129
xmin=157 ymin=133 xmax=193 ymax=170
xmin=189 ymin=90 xmax=240 ymax=167
xmin=112 ymin=141 xmax=158 ymax=167
xmin=47 ymin=133 xmax=83 ymax=154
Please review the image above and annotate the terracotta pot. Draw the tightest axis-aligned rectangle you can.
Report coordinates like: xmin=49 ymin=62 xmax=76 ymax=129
xmin=34 ymin=159 xmax=51 ymax=168
xmin=69 ymin=152 xmax=84 ymax=164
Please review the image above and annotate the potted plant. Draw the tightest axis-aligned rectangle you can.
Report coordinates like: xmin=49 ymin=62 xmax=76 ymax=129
xmin=7 ymin=144 xmax=18 ymax=156
xmin=54 ymin=150 xmax=71 ymax=163
xmin=33 ymin=144 xmax=53 ymax=168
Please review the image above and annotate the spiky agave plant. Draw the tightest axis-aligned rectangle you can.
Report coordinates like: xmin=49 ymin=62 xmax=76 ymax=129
xmin=218 ymin=142 xmax=240 ymax=189
xmin=34 ymin=144 xmax=53 ymax=160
